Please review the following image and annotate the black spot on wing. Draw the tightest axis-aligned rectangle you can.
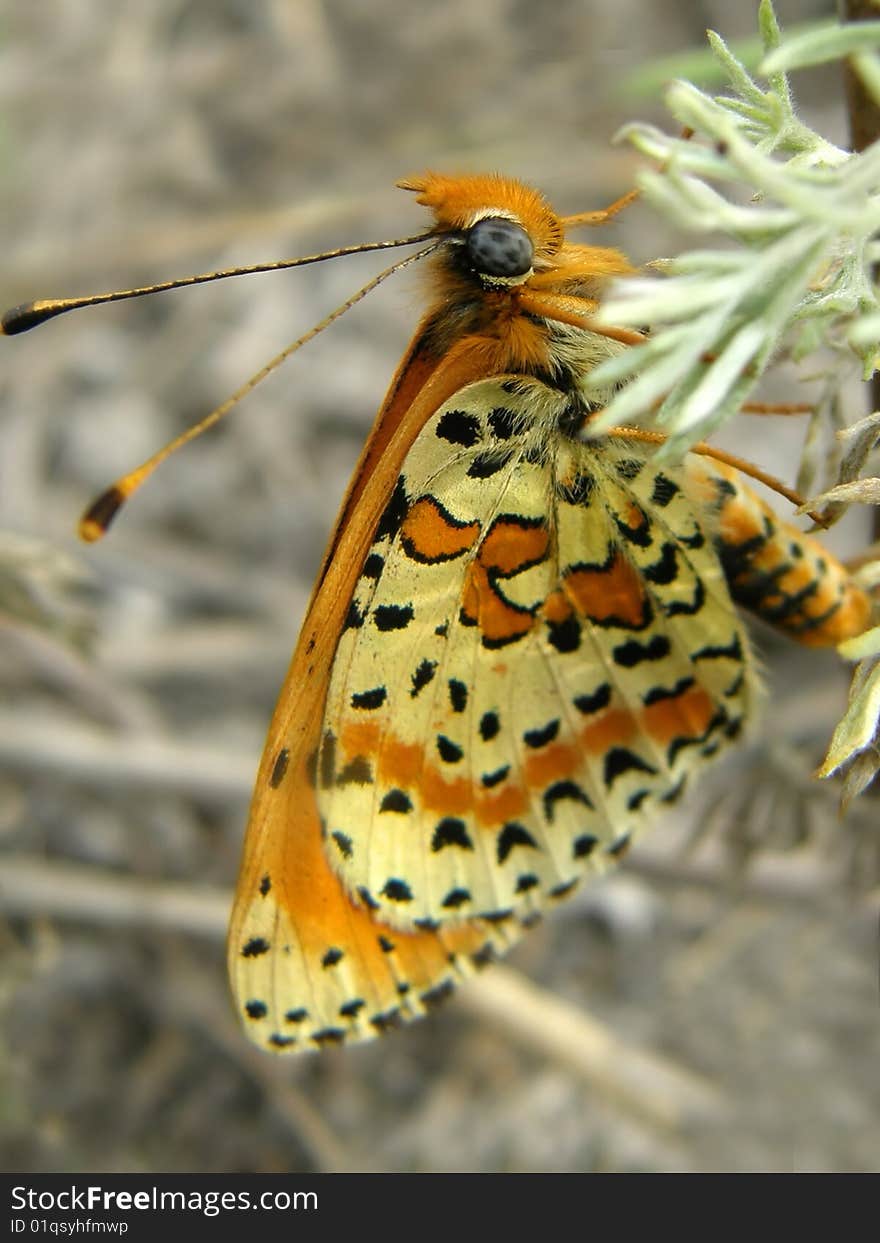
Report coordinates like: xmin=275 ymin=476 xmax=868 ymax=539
xmin=381 ymin=878 xmax=414 ymax=903
xmin=376 ymin=475 xmax=410 ymax=542
xmin=574 ymin=684 xmax=612 ymax=715
xmin=331 ymin=830 xmax=353 ymax=859
xmin=692 ymin=634 xmax=743 ymax=662
xmin=370 ymin=1008 xmax=403 ymax=1033
xmin=488 ymin=406 xmax=519 ymax=439
xmin=667 ymin=708 xmax=728 ymax=764
xmin=543 ymin=780 xmax=593 ymax=822
xmin=311 ymin=1028 xmax=346 ymax=1047
xmin=437 ymin=408 xmax=481 ymax=446
xmin=479 ymin=907 xmax=514 ymax=925
xmin=269 ymin=748 xmax=290 ymax=789
xmin=351 ymin=685 xmax=387 ymax=710
xmin=650 ymin=474 xmax=680 ymax=507
xmin=614 ymin=505 xmax=651 ymax=547
xmin=336 ymin=756 xmax=372 ymax=786
xmin=358 ymin=887 xmax=380 ymax=911
xmin=362 ymin=553 xmax=384 ymax=581
xmin=437 ymin=734 xmax=464 ymax=763
xmin=343 ymin=601 xmax=365 ymax=631
xmin=642 ymin=542 xmax=678 ymax=585
xmin=380 ymin=788 xmax=412 ymax=813
xmin=467 ymin=449 xmax=514 ymax=479
xmin=471 ymin=942 xmax=497 ymax=968
xmin=410 ymin=658 xmax=437 ymax=696
xmin=420 ymin=979 xmax=455 ymax=1011
xmin=449 ymin=678 xmax=468 ymax=712
xmin=242 ymin=938 xmax=270 ymax=959
xmin=642 ymin=676 xmax=695 ymax=706
xmin=318 ymin=732 xmax=336 ymax=789
xmin=547 ymin=614 xmax=581 ymax=653
xmin=268 ymin=1033 xmax=297 ymax=1049
xmin=660 ymin=775 xmax=687 ymax=804
xmin=431 ymin=818 xmax=474 ymax=851
xmin=613 ymin=635 xmax=671 ymax=667
xmin=480 ymin=711 xmax=500 ymax=741
xmin=713 ymin=476 xmax=740 ymax=502
xmin=524 ymin=718 xmax=560 ymax=748
xmin=441 ymin=887 xmax=472 ymax=909
xmin=374 ymin=603 xmax=414 ymax=631
xmin=665 ymin=576 xmax=706 ymax=618
xmin=497 ymin=821 xmax=539 ymax=864
xmin=604 ymin=747 xmax=658 ymax=787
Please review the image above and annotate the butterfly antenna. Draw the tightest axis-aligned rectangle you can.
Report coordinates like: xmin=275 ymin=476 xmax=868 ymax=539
xmin=1 ymin=231 xmax=436 ymax=335
xmin=77 ymin=241 xmax=440 ymax=541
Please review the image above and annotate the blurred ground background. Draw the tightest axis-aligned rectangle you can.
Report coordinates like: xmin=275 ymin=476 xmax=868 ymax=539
xmin=1 ymin=0 xmax=878 ymax=1174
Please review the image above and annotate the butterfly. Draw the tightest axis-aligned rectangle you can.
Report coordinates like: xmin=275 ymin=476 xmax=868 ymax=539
xmin=222 ymin=172 xmax=871 ymax=1052
xmin=2 ymin=170 xmax=868 ymax=1052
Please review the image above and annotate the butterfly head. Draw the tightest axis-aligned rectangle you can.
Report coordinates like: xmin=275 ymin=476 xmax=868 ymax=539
xmin=398 ymin=171 xmax=565 ymax=289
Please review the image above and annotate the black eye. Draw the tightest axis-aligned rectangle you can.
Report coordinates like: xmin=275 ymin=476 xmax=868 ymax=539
xmin=465 ymin=217 xmax=534 ymax=278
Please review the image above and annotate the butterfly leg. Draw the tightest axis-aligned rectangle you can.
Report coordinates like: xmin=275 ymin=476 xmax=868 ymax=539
xmin=560 ymin=189 xmax=641 ymax=229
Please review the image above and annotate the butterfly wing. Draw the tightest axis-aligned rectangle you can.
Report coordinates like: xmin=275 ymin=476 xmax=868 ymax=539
xmin=227 ymin=791 xmax=520 ymax=1049
xmin=229 ymin=366 xmax=871 ymax=1051
xmin=228 ymin=339 xmax=527 ymax=1051
xmin=317 ymin=376 xmax=758 ymax=931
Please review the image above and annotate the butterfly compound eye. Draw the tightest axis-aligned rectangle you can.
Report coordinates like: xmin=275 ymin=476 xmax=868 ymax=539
xmin=466 ymin=217 xmax=534 ymax=278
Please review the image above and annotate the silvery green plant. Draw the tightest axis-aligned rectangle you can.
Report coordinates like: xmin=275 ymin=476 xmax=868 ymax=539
xmin=586 ymin=0 xmax=880 ymax=805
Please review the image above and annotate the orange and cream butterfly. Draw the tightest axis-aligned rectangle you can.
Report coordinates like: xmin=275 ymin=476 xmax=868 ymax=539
xmin=4 ymin=171 xmax=871 ymax=1053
